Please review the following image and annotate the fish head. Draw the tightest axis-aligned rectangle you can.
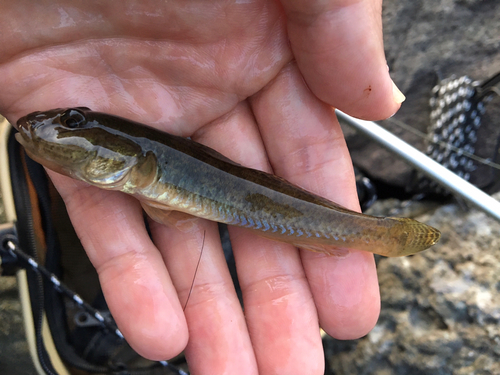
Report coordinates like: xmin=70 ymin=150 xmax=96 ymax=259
xmin=15 ymin=107 xmax=151 ymax=188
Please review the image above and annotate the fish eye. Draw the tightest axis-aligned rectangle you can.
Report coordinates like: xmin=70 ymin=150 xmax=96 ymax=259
xmin=60 ymin=109 xmax=87 ymax=128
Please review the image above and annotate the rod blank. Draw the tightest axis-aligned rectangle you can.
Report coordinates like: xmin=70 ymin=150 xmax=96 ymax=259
xmin=337 ymin=110 xmax=500 ymax=222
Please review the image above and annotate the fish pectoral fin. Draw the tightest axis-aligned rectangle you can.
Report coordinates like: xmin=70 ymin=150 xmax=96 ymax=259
xmin=140 ymin=201 xmax=173 ymax=223
xmin=140 ymin=201 xmax=199 ymax=232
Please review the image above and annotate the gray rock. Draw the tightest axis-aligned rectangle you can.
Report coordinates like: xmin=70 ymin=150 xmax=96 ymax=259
xmin=325 ymin=193 xmax=500 ymax=375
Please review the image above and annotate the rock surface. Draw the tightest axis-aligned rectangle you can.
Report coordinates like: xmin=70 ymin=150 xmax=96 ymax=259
xmin=325 ymin=194 xmax=500 ymax=375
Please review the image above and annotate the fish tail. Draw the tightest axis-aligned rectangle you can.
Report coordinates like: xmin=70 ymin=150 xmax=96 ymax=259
xmin=388 ymin=217 xmax=441 ymax=256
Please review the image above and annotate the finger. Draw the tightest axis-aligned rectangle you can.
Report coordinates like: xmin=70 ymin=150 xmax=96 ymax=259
xmin=47 ymin=171 xmax=188 ymax=360
xmin=251 ymin=62 xmax=380 ymax=339
xmin=148 ymin=208 xmax=257 ymax=373
xmin=195 ymin=102 xmax=324 ymax=375
xmin=280 ymin=0 xmax=404 ymax=119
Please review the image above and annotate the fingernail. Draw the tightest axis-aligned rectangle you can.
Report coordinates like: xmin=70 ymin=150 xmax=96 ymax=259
xmin=392 ymin=80 xmax=406 ymax=104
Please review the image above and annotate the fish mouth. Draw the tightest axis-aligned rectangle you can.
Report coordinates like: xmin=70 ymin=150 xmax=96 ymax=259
xmin=14 ymin=131 xmax=29 ymax=148
xmin=15 ymin=114 xmax=39 ymax=150
xmin=15 ymin=109 xmax=63 ymax=151
xmin=14 ymin=114 xmax=90 ymax=178
xmin=16 ymin=109 xmax=63 ymax=132
xmin=15 ymin=110 xmax=44 ymax=130
xmin=14 ymin=125 xmax=45 ymax=167
xmin=15 ymin=120 xmax=33 ymax=148
xmin=16 ymin=114 xmax=30 ymax=131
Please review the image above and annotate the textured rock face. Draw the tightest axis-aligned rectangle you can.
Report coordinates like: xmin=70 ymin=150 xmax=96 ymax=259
xmin=335 ymin=7 xmax=500 ymax=370
xmin=325 ymin=194 xmax=500 ymax=374
xmin=342 ymin=0 xmax=500 ymax=194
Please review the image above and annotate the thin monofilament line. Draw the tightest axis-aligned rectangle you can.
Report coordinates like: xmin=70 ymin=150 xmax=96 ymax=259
xmin=385 ymin=116 xmax=500 ymax=171
xmin=337 ymin=110 xmax=500 ymax=221
xmin=183 ymin=230 xmax=206 ymax=312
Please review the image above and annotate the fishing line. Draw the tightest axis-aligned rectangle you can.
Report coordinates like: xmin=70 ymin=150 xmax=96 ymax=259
xmin=183 ymin=230 xmax=206 ymax=312
xmin=385 ymin=116 xmax=500 ymax=171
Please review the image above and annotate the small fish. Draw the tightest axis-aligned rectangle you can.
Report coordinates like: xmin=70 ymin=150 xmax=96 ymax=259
xmin=15 ymin=107 xmax=440 ymax=257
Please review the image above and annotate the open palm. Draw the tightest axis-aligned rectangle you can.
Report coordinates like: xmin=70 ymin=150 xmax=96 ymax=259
xmin=0 ymin=1 xmax=402 ymax=374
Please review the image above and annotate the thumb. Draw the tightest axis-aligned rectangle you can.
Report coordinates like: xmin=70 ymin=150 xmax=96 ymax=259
xmin=280 ymin=0 xmax=405 ymax=120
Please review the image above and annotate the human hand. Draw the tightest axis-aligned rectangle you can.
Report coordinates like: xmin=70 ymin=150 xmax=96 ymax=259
xmin=0 ymin=1 xmax=403 ymax=373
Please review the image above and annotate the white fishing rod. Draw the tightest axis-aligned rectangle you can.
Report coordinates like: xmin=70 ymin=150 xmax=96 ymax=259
xmin=337 ymin=110 xmax=500 ymax=222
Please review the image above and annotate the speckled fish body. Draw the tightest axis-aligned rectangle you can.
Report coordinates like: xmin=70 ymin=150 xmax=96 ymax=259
xmin=15 ymin=108 xmax=441 ymax=257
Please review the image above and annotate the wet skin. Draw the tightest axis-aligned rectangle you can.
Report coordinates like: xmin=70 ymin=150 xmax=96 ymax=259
xmin=0 ymin=1 xmax=408 ymax=372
